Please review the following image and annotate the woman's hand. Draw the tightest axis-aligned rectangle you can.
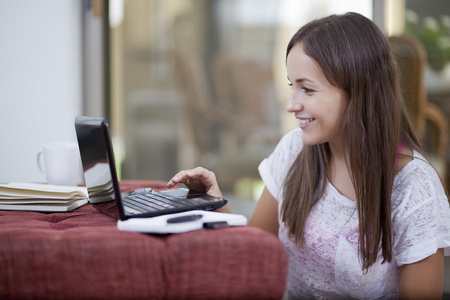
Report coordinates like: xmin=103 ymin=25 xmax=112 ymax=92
xmin=167 ymin=167 xmax=223 ymax=198
xmin=167 ymin=167 xmax=230 ymax=213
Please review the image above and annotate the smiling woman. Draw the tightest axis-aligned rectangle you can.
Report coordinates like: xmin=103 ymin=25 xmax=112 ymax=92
xmin=286 ymin=44 xmax=349 ymax=147
xmin=279 ymin=12 xmax=449 ymax=299
xmin=167 ymin=12 xmax=450 ymax=299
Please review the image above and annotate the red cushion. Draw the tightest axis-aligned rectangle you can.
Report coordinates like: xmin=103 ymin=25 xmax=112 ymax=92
xmin=165 ymin=226 xmax=287 ymax=300
xmin=0 ymin=180 xmax=287 ymax=299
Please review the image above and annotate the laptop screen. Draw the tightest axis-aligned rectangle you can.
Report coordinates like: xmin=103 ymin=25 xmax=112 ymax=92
xmin=75 ymin=116 xmax=118 ymax=204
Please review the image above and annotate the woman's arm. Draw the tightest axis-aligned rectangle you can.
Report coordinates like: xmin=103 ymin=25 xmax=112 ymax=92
xmin=399 ymin=248 xmax=444 ymax=299
xmin=248 ymin=187 xmax=279 ymax=236
xmin=167 ymin=168 xmax=279 ymax=229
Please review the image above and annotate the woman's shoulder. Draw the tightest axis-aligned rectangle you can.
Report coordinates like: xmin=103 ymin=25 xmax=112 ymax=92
xmin=280 ymin=127 xmax=303 ymax=146
xmin=391 ymin=151 xmax=450 ymax=264
xmin=395 ymin=151 xmax=443 ymax=186
xmin=392 ymin=150 xmax=447 ymax=214
xmin=258 ymin=128 xmax=304 ymax=197
xmin=268 ymin=127 xmax=304 ymax=160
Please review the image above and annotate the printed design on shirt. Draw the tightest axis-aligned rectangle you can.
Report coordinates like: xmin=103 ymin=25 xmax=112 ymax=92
xmin=335 ymin=233 xmax=396 ymax=299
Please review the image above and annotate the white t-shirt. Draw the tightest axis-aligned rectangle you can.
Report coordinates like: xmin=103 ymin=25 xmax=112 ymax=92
xmin=258 ymin=128 xmax=450 ymax=299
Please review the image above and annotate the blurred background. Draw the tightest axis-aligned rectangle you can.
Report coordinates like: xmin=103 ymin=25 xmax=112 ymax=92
xmin=107 ymin=0 xmax=450 ymax=196
xmin=1 ymin=0 xmax=449 ymax=203
xmin=109 ymin=0 xmax=373 ymax=198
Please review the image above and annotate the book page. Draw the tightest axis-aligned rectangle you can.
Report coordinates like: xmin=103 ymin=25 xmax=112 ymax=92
xmin=0 ymin=183 xmax=88 ymax=201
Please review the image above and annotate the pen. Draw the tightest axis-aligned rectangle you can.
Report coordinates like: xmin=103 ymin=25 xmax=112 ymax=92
xmin=203 ymin=221 xmax=229 ymax=229
xmin=167 ymin=214 xmax=203 ymax=224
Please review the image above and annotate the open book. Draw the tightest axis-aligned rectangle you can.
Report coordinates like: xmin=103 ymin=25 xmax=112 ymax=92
xmin=0 ymin=182 xmax=89 ymax=213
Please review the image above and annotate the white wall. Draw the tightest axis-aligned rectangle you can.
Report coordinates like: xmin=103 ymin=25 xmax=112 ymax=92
xmin=0 ymin=0 xmax=83 ymax=183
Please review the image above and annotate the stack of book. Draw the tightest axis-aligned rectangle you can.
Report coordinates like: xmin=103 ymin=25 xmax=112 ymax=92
xmin=0 ymin=182 xmax=89 ymax=213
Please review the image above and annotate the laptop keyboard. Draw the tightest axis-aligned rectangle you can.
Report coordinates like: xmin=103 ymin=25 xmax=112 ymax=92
xmin=122 ymin=191 xmax=207 ymax=213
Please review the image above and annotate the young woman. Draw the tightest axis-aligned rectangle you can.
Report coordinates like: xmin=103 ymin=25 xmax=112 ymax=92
xmin=167 ymin=12 xmax=450 ymax=299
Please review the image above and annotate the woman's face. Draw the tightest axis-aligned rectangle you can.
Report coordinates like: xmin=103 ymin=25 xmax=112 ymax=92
xmin=286 ymin=43 xmax=348 ymax=148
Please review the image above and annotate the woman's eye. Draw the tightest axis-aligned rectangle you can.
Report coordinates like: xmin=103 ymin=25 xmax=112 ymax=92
xmin=288 ymin=83 xmax=315 ymax=94
xmin=302 ymin=87 xmax=315 ymax=93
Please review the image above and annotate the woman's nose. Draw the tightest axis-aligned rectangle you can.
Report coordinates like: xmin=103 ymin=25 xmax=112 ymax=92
xmin=285 ymin=95 xmax=303 ymax=113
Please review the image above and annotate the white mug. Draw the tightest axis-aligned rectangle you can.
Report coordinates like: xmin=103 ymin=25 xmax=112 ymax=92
xmin=37 ymin=142 xmax=80 ymax=186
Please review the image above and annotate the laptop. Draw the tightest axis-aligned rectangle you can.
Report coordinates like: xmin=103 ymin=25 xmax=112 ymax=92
xmin=74 ymin=115 xmax=227 ymax=221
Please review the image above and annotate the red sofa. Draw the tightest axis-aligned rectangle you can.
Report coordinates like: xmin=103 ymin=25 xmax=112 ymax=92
xmin=0 ymin=180 xmax=287 ymax=299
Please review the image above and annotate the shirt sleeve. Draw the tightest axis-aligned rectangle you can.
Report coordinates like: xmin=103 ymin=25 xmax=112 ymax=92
xmin=258 ymin=128 xmax=304 ymax=202
xmin=392 ymin=160 xmax=450 ymax=266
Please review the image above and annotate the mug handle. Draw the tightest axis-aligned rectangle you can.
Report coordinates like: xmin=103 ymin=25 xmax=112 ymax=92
xmin=36 ymin=150 xmax=46 ymax=178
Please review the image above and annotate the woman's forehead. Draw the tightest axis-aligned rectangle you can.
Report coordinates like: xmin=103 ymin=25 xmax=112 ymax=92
xmin=286 ymin=44 xmax=331 ymax=87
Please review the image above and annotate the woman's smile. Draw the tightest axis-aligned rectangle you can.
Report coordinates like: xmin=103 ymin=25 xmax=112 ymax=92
xmin=298 ymin=117 xmax=316 ymax=129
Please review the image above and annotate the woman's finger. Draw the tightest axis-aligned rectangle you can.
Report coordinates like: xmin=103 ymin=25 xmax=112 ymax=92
xmin=166 ymin=167 xmax=209 ymax=187
xmin=166 ymin=167 xmax=223 ymax=197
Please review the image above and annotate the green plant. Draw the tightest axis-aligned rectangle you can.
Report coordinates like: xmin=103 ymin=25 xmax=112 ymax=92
xmin=405 ymin=10 xmax=450 ymax=72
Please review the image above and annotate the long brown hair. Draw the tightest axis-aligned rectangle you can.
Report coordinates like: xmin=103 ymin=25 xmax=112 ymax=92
xmin=281 ymin=12 xmax=422 ymax=271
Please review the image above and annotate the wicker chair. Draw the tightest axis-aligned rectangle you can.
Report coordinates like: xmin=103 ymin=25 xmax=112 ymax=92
xmin=389 ymin=34 xmax=448 ymax=179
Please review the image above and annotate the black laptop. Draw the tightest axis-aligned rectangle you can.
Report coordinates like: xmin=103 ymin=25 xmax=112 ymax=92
xmin=74 ymin=115 xmax=227 ymax=220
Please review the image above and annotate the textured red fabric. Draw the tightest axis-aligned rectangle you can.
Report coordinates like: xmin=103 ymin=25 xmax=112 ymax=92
xmin=165 ymin=226 xmax=288 ymax=300
xmin=0 ymin=180 xmax=287 ymax=299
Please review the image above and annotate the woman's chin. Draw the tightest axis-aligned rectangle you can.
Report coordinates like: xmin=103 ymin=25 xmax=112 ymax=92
xmin=301 ymin=138 xmax=317 ymax=146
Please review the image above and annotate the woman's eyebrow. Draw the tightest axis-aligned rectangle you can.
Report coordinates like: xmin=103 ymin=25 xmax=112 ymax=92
xmin=287 ymin=76 xmax=314 ymax=83
xmin=295 ymin=78 xmax=314 ymax=84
